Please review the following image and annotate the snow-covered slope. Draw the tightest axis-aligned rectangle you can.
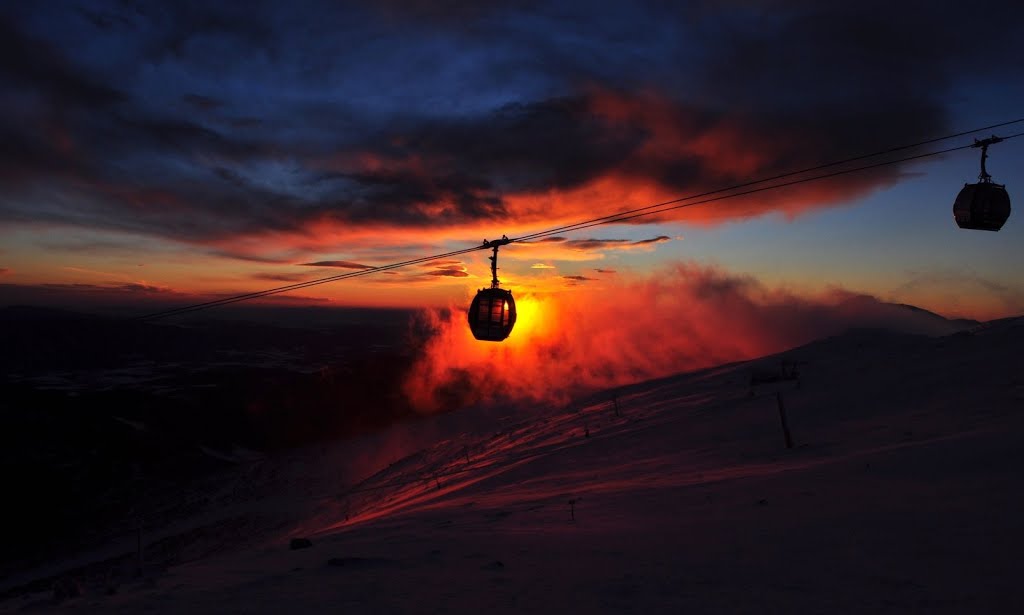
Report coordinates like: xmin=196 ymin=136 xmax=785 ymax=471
xmin=6 ymin=319 xmax=1023 ymax=613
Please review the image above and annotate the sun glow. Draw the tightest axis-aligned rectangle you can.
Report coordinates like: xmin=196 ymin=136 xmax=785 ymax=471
xmin=504 ymin=293 xmax=550 ymax=346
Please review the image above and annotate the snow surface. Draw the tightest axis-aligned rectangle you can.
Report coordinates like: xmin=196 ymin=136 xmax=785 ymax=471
xmin=5 ymin=320 xmax=1023 ymax=613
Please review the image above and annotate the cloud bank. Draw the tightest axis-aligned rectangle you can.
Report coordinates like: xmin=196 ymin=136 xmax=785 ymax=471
xmin=1 ymin=1 xmax=1020 ymax=254
xmin=404 ymin=262 xmax=969 ymax=412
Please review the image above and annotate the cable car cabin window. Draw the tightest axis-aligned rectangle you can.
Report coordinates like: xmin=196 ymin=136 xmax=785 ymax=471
xmin=475 ymin=296 xmax=501 ymax=324
xmin=490 ymin=300 xmax=505 ymax=325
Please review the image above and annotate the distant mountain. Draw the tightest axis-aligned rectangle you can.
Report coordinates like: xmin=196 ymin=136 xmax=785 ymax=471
xmin=826 ymin=295 xmax=982 ymax=337
xmin=890 ymin=302 xmax=980 ymax=329
xmin=0 ymin=304 xmax=105 ymax=322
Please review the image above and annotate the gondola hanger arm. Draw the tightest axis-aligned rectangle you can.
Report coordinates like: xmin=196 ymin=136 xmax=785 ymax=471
xmin=481 ymin=235 xmax=511 ymax=249
xmin=971 ymin=135 xmax=1004 ymax=183
xmin=481 ymin=235 xmax=510 ymax=289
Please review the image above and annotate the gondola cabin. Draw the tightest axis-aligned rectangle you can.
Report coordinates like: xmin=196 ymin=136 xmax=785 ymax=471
xmin=954 ymin=182 xmax=1011 ymax=231
xmin=468 ymin=287 xmax=517 ymax=341
xmin=954 ymin=135 xmax=1011 ymax=231
xmin=469 ymin=236 xmax=517 ymax=341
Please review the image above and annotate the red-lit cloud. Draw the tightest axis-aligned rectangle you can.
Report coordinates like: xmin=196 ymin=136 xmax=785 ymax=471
xmin=403 ymin=262 xmax=969 ymax=412
xmin=168 ymin=84 xmax=943 ymax=268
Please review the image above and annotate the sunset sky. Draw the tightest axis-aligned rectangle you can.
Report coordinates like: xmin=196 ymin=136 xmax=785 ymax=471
xmin=1 ymin=1 xmax=1022 ymax=320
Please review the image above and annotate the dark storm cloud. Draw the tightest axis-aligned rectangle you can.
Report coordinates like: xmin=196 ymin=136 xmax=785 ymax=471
xmin=895 ymin=270 xmax=1015 ymax=296
xmin=564 ymin=236 xmax=670 ymax=251
xmin=525 ymin=236 xmax=671 ymax=251
xmin=0 ymin=282 xmax=178 ymax=299
xmin=206 ymin=249 xmax=296 ymax=265
xmin=0 ymin=281 xmax=328 ymax=309
xmin=230 ymin=117 xmax=265 ymax=129
xmin=697 ymin=0 xmax=1024 ymax=107
xmin=0 ymin=14 xmax=123 ymax=183
xmin=251 ymin=272 xmax=311 ymax=282
xmin=0 ymin=15 xmax=124 ymax=108
xmin=0 ymin=1 xmax=1021 ymax=245
xmin=182 ymin=94 xmax=225 ymax=111
xmin=75 ymin=6 xmax=133 ymax=31
xmin=300 ymin=261 xmax=374 ymax=269
xmin=404 ymin=98 xmax=642 ymax=193
xmin=364 ymin=263 xmax=469 ymax=280
xmin=633 ymin=236 xmax=670 ymax=245
xmin=420 ymin=260 xmax=463 ymax=267
xmin=296 ymin=96 xmax=642 ymax=226
xmin=424 ymin=267 xmax=470 ymax=278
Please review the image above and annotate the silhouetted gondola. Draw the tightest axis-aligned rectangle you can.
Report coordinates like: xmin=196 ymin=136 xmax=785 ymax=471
xmin=468 ymin=237 xmax=517 ymax=341
xmin=954 ymin=136 xmax=1011 ymax=231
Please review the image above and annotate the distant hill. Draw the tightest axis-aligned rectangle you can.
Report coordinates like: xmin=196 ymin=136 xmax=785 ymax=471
xmin=890 ymin=302 xmax=980 ymax=329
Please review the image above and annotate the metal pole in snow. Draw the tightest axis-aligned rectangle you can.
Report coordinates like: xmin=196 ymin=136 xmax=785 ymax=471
xmin=136 ymin=517 xmax=143 ymax=576
xmin=776 ymin=391 xmax=794 ymax=449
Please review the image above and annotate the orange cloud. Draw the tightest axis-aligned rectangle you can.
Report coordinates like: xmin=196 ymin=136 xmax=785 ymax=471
xmin=193 ymin=89 xmax=917 ymax=266
xmin=491 ymin=88 xmax=911 ymax=228
xmin=403 ymin=262 xmax=969 ymax=412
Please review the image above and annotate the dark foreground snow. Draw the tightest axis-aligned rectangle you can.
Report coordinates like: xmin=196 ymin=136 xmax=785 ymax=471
xmin=5 ymin=320 xmax=1023 ymax=613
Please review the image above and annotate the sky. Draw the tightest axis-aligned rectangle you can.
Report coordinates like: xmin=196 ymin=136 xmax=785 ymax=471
xmin=1 ymin=0 xmax=1023 ymax=320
